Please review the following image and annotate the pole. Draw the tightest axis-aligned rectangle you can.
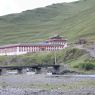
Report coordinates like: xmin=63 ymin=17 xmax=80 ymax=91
xmin=54 ymin=45 xmax=57 ymax=65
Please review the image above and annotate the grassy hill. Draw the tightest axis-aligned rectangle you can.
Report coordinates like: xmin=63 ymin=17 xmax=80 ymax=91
xmin=0 ymin=0 xmax=95 ymax=44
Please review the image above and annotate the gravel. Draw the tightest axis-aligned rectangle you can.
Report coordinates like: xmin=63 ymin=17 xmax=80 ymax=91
xmin=0 ymin=74 xmax=95 ymax=95
xmin=0 ymin=88 xmax=95 ymax=95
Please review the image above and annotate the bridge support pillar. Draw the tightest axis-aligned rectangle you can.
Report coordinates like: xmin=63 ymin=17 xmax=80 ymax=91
xmin=0 ymin=69 xmax=2 ymax=75
xmin=53 ymin=65 xmax=60 ymax=74
xmin=0 ymin=69 xmax=7 ymax=75
xmin=35 ymin=67 xmax=41 ymax=74
xmin=17 ymin=68 xmax=23 ymax=74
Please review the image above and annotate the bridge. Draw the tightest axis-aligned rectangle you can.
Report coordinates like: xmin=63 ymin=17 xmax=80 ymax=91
xmin=0 ymin=64 xmax=60 ymax=75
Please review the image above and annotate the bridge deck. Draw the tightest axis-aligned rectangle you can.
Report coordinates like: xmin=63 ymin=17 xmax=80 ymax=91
xmin=0 ymin=64 xmax=60 ymax=69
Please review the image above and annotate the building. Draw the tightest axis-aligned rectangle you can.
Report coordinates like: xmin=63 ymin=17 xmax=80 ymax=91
xmin=0 ymin=35 xmax=67 ymax=56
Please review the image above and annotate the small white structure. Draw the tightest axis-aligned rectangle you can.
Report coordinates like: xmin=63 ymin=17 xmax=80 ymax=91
xmin=7 ymin=70 xmax=18 ymax=75
xmin=27 ymin=71 xmax=35 ymax=75
xmin=46 ymin=72 xmax=52 ymax=76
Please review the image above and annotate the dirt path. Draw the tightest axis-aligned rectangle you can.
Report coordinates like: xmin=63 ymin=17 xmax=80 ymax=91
xmin=75 ymin=44 xmax=95 ymax=57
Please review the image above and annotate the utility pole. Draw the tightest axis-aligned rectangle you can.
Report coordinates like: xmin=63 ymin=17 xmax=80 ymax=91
xmin=54 ymin=45 xmax=57 ymax=65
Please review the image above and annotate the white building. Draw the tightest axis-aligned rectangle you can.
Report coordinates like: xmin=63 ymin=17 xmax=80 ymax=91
xmin=0 ymin=35 xmax=67 ymax=56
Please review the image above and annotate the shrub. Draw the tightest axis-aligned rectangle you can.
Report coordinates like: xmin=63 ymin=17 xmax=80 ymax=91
xmin=74 ymin=62 xmax=95 ymax=70
xmin=63 ymin=48 xmax=86 ymax=62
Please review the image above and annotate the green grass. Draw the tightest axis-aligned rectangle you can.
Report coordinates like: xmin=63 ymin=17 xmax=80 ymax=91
xmin=26 ymin=80 xmax=95 ymax=90
xmin=0 ymin=0 xmax=95 ymax=44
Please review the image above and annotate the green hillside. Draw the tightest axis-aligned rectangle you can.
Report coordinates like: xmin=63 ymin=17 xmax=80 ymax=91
xmin=0 ymin=0 xmax=95 ymax=44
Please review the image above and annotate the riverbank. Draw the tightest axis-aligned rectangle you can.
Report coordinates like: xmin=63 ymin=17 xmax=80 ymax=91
xmin=0 ymin=74 xmax=95 ymax=95
xmin=0 ymin=87 xmax=95 ymax=95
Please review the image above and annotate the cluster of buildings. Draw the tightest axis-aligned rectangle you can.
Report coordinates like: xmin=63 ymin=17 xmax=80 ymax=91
xmin=0 ymin=35 xmax=67 ymax=56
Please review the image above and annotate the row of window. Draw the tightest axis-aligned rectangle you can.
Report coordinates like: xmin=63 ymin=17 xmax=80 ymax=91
xmin=19 ymin=46 xmax=64 ymax=52
xmin=0 ymin=46 xmax=64 ymax=53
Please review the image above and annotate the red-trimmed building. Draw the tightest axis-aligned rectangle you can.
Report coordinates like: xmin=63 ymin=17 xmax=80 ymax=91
xmin=0 ymin=35 xmax=67 ymax=56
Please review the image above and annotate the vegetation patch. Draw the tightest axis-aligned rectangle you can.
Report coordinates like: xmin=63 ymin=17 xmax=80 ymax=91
xmin=0 ymin=47 xmax=94 ymax=72
xmin=73 ymin=58 xmax=95 ymax=70
xmin=63 ymin=48 xmax=86 ymax=63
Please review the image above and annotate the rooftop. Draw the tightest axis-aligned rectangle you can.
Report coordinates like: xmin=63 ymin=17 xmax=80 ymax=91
xmin=0 ymin=42 xmax=64 ymax=49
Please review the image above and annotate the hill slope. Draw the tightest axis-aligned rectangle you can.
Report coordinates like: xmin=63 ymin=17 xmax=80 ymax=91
xmin=0 ymin=0 xmax=95 ymax=44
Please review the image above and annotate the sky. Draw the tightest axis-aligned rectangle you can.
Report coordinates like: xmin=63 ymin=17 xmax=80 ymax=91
xmin=0 ymin=0 xmax=79 ymax=16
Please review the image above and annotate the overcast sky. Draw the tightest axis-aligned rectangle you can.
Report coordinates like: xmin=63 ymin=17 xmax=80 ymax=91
xmin=0 ymin=0 xmax=79 ymax=16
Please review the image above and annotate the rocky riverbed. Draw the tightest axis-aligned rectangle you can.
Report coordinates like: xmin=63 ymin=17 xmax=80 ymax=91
xmin=0 ymin=88 xmax=95 ymax=95
xmin=0 ymin=74 xmax=95 ymax=95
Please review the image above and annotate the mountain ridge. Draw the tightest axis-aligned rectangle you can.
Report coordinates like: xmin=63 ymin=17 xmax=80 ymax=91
xmin=0 ymin=0 xmax=95 ymax=45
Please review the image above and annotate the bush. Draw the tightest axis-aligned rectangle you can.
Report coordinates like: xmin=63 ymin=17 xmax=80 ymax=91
xmin=63 ymin=48 xmax=86 ymax=62
xmin=74 ymin=62 xmax=95 ymax=70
